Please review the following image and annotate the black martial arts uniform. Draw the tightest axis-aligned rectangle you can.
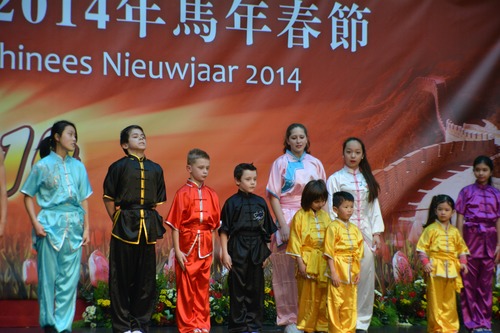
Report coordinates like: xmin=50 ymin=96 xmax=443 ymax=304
xmin=103 ymin=154 xmax=166 ymax=333
xmin=219 ymin=190 xmax=277 ymax=333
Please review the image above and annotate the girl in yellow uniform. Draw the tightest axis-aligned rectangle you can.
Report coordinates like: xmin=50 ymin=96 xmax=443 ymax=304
xmin=324 ymin=191 xmax=364 ymax=333
xmin=416 ymin=194 xmax=469 ymax=333
xmin=286 ymin=179 xmax=331 ymax=332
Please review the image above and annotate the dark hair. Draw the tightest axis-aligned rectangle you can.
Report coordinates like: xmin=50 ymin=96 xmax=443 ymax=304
xmin=283 ymin=123 xmax=310 ymax=154
xmin=187 ymin=148 xmax=210 ymax=165
xmin=301 ymin=179 xmax=328 ymax=210
xmin=38 ymin=120 xmax=77 ymax=158
xmin=473 ymin=155 xmax=494 ymax=185
xmin=423 ymin=194 xmax=455 ymax=228
xmin=343 ymin=137 xmax=380 ymax=202
xmin=332 ymin=191 xmax=355 ymax=209
xmin=234 ymin=163 xmax=257 ymax=181
xmin=120 ymin=125 xmax=145 ymax=155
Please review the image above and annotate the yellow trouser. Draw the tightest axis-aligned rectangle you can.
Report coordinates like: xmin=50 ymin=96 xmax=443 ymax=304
xmin=327 ymin=281 xmax=357 ymax=333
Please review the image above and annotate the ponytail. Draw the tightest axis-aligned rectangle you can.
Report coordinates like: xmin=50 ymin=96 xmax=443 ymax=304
xmin=38 ymin=137 xmax=53 ymax=158
xmin=359 ymin=155 xmax=380 ymax=203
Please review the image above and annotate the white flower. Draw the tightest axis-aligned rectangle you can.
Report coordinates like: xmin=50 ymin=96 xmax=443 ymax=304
xmin=414 ymin=279 xmax=424 ymax=285
xmin=87 ymin=305 xmax=97 ymax=316
xmin=374 ymin=289 xmax=382 ymax=297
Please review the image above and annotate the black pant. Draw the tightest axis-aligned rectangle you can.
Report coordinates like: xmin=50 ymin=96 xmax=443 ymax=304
xmin=228 ymin=239 xmax=265 ymax=333
xmin=109 ymin=236 xmax=156 ymax=333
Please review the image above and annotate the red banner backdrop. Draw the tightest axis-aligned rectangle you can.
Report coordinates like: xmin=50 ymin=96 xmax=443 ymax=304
xmin=0 ymin=0 xmax=498 ymax=304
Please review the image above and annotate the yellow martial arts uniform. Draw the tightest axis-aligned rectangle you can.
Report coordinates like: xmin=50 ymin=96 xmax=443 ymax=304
xmin=286 ymin=208 xmax=331 ymax=332
xmin=324 ymin=219 xmax=364 ymax=333
xmin=416 ymin=221 xmax=469 ymax=333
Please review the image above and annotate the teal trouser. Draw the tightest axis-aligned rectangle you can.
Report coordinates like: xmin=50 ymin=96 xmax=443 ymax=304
xmin=36 ymin=237 xmax=82 ymax=332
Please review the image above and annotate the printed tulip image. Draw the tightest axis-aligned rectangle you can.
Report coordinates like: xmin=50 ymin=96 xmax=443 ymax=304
xmin=22 ymin=259 xmax=38 ymax=285
xmin=88 ymin=250 xmax=109 ymax=288
xmin=393 ymin=251 xmax=413 ymax=284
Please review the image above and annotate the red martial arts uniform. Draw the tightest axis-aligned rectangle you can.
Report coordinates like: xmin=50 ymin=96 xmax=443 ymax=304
xmin=166 ymin=179 xmax=220 ymax=333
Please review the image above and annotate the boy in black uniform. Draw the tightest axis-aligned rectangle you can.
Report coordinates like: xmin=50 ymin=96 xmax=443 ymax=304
xmin=103 ymin=125 xmax=166 ymax=333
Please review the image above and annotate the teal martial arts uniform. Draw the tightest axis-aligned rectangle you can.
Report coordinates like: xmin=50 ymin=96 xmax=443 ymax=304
xmin=22 ymin=151 xmax=92 ymax=332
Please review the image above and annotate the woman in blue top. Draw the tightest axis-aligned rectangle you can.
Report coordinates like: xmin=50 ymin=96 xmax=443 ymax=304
xmin=21 ymin=120 xmax=93 ymax=333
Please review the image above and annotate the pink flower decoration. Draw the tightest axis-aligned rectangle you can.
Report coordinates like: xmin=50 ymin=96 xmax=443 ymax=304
xmin=88 ymin=250 xmax=109 ymax=287
xmin=22 ymin=259 xmax=38 ymax=285
xmin=392 ymin=250 xmax=413 ymax=283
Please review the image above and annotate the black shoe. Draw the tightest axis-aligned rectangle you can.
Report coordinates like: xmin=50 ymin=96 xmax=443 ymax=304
xmin=43 ymin=326 xmax=57 ymax=333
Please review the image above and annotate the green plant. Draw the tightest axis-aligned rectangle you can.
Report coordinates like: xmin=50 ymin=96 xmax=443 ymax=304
xmin=493 ymin=283 xmax=500 ymax=321
xmin=209 ymin=275 xmax=230 ymax=325
xmin=152 ymin=270 xmax=177 ymax=326
xmin=74 ymin=269 xmax=279 ymax=327
xmin=371 ymin=289 xmax=398 ymax=327
xmin=374 ymin=278 xmax=427 ymax=325
xmin=74 ymin=281 xmax=112 ymax=328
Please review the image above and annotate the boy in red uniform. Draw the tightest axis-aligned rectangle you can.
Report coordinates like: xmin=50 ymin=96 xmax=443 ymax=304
xmin=166 ymin=148 xmax=221 ymax=333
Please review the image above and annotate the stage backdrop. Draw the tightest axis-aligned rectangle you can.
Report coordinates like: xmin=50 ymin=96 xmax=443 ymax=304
xmin=0 ymin=0 xmax=499 ymax=299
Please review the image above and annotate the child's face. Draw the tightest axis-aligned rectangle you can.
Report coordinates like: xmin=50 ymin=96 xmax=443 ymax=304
xmin=435 ymin=202 xmax=454 ymax=223
xmin=236 ymin=170 xmax=257 ymax=194
xmin=311 ymin=199 xmax=326 ymax=211
xmin=343 ymin=140 xmax=364 ymax=169
xmin=334 ymin=200 xmax=354 ymax=222
xmin=55 ymin=125 xmax=77 ymax=153
xmin=473 ymin=162 xmax=492 ymax=185
xmin=188 ymin=158 xmax=210 ymax=184
xmin=122 ymin=128 xmax=146 ymax=155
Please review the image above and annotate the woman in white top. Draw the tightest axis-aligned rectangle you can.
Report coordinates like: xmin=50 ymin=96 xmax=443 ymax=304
xmin=326 ymin=137 xmax=384 ymax=332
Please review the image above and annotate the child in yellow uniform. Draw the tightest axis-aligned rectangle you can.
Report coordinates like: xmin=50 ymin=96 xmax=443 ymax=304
xmin=286 ymin=179 xmax=331 ymax=332
xmin=416 ymin=194 xmax=469 ymax=333
xmin=324 ymin=191 xmax=364 ymax=333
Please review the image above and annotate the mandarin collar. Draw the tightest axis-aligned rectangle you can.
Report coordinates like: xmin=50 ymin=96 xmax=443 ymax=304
xmin=286 ymin=149 xmax=306 ymax=161
xmin=128 ymin=153 xmax=146 ymax=162
xmin=474 ymin=181 xmax=490 ymax=190
xmin=187 ymin=178 xmax=204 ymax=188
xmin=343 ymin=165 xmax=359 ymax=174
xmin=436 ymin=220 xmax=449 ymax=231
xmin=50 ymin=151 xmax=70 ymax=162
xmin=237 ymin=189 xmax=252 ymax=197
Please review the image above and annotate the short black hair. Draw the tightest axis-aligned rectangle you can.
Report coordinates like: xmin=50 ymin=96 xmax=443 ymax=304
xmin=332 ymin=191 xmax=355 ymax=208
xmin=301 ymin=179 xmax=328 ymax=210
xmin=234 ymin=163 xmax=257 ymax=181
